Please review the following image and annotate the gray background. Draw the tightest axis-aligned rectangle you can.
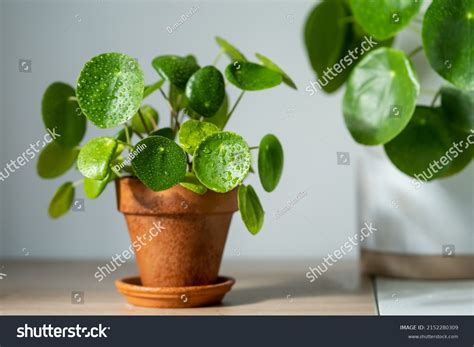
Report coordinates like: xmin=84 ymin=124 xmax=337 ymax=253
xmin=0 ymin=0 xmax=460 ymax=261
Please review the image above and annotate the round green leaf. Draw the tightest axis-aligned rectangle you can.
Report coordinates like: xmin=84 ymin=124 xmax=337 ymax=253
xmin=205 ymin=94 xmax=229 ymax=130
xmin=350 ymin=0 xmax=423 ymax=40
xmin=422 ymin=0 xmax=474 ymax=90
xmin=152 ymin=55 xmax=200 ymax=91
xmin=385 ymin=106 xmax=472 ymax=180
xmin=84 ymin=172 xmax=114 ymax=199
xmin=76 ymin=53 xmax=144 ymax=129
xmin=238 ymin=184 xmax=264 ymax=235
xmin=37 ymin=141 xmax=79 ymax=179
xmin=343 ymin=47 xmax=420 ymax=145
xmin=304 ymin=0 xmax=350 ymax=93
xmin=255 ymin=53 xmax=297 ymax=89
xmin=41 ymin=82 xmax=86 ymax=147
xmin=131 ymin=136 xmax=187 ymax=192
xmin=185 ymin=66 xmax=226 ymax=118
xmin=258 ymin=134 xmax=284 ymax=192
xmin=225 ymin=62 xmax=282 ymax=91
xmin=215 ymin=36 xmax=247 ymax=61
xmin=178 ymin=119 xmax=220 ymax=155
xmin=150 ymin=127 xmax=175 ymax=140
xmin=194 ymin=132 xmax=251 ymax=193
xmin=179 ymin=172 xmax=208 ymax=195
xmin=131 ymin=105 xmax=159 ymax=134
xmin=77 ymin=137 xmax=118 ymax=180
xmin=441 ymin=86 xmax=474 ymax=133
xmin=48 ymin=182 xmax=75 ymax=219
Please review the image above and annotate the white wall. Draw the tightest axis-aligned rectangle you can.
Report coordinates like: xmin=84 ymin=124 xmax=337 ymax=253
xmin=0 ymin=0 xmax=440 ymax=260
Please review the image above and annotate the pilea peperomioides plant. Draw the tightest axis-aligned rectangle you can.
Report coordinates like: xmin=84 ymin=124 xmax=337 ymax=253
xmin=38 ymin=37 xmax=295 ymax=235
xmin=305 ymin=0 xmax=473 ymax=181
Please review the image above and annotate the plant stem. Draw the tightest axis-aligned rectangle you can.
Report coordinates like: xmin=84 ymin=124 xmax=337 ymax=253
xmin=249 ymin=146 xmax=259 ymax=150
xmin=117 ymin=140 xmax=134 ymax=149
xmin=431 ymin=88 xmax=442 ymax=107
xmin=213 ymin=48 xmax=224 ymax=66
xmin=124 ymin=125 xmax=131 ymax=145
xmin=143 ymin=80 xmax=164 ymax=98
xmin=223 ymin=91 xmax=245 ymax=129
xmin=159 ymin=87 xmax=181 ymax=132
xmin=408 ymin=46 xmax=423 ymax=58
xmin=73 ymin=179 xmax=84 ymax=187
xmin=138 ymin=108 xmax=152 ymax=135
xmin=68 ymin=96 xmax=77 ymax=102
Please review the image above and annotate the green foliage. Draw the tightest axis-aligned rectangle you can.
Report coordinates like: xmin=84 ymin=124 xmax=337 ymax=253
xmin=193 ymin=132 xmax=251 ymax=193
xmin=225 ymin=62 xmax=283 ymax=91
xmin=258 ymin=134 xmax=284 ymax=192
xmin=422 ymin=0 xmax=474 ymax=91
xmin=41 ymin=82 xmax=86 ymax=147
xmin=37 ymin=141 xmax=79 ymax=179
xmin=39 ymin=38 xmax=291 ymax=235
xmin=238 ymin=184 xmax=264 ymax=235
xmin=76 ymin=53 xmax=144 ymax=128
xmin=131 ymin=136 xmax=187 ymax=192
xmin=343 ymin=48 xmax=420 ymax=145
xmin=48 ymin=182 xmax=75 ymax=219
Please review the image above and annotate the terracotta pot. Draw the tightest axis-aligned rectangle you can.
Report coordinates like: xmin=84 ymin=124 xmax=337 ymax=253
xmin=115 ymin=177 xmax=238 ymax=287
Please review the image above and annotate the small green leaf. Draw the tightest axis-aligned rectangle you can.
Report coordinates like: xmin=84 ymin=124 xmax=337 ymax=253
xmin=350 ymin=0 xmax=423 ymax=40
xmin=205 ymin=94 xmax=229 ymax=130
xmin=304 ymin=0 xmax=350 ymax=93
xmin=77 ymin=137 xmax=118 ymax=180
xmin=255 ymin=53 xmax=297 ymax=89
xmin=258 ymin=134 xmax=284 ymax=192
xmin=422 ymin=0 xmax=474 ymax=90
xmin=76 ymin=53 xmax=144 ymax=129
xmin=238 ymin=184 xmax=264 ymax=235
xmin=131 ymin=136 xmax=187 ymax=192
xmin=225 ymin=62 xmax=282 ymax=91
xmin=194 ymin=132 xmax=251 ymax=193
xmin=143 ymin=80 xmax=165 ymax=98
xmin=41 ymin=82 xmax=86 ymax=147
xmin=179 ymin=172 xmax=208 ymax=195
xmin=48 ymin=182 xmax=75 ymax=219
xmin=178 ymin=119 xmax=220 ymax=154
xmin=84 ymin=172 xmax=114 ymax=199
xmin=343 ymin=47 xmax=420 ymax=145
xmin=384 ymin=106 xmax=472 ymax=180
xmin=150 ymin=127 xmax=175 ymax=140
xmin=215 ymin=36 xmax=247 ymax=61
xmin=152 ymin=55 xmax=200 ymax=90
xmin=37 ymin=141 xmax=79 ymax=179
xmin=441 ymin=87 xmax=474 ymax=133
xmin=185 ymin=66 xmax=226 ymax=117
xmin=131 ymin=105 xmax=159 ymax=134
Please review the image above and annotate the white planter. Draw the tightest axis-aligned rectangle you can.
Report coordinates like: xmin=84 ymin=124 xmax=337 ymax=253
xmin=357 ymin=147 xmax=474 ymax=279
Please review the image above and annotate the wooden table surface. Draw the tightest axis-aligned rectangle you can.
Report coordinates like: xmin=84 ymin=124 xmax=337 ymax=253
xmin=0 ymin=259 xmax=377 ymax=315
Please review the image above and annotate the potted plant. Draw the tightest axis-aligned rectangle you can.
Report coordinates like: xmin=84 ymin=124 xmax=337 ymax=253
xmin=304 ymin=0 xmax=473 ymax=278
xmin=37 ymin=37 xmax=295 ymax=307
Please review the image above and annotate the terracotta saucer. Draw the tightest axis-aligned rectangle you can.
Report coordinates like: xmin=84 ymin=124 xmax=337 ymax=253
xmin=115 ymin=276 xmax=235 ymax=308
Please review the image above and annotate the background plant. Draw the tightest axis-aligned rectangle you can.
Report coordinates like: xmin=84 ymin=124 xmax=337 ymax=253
xmin=38 ymin=37 xmax=296 ymax=234
xmin=305 ymin=0 xmax=473 ymax=179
